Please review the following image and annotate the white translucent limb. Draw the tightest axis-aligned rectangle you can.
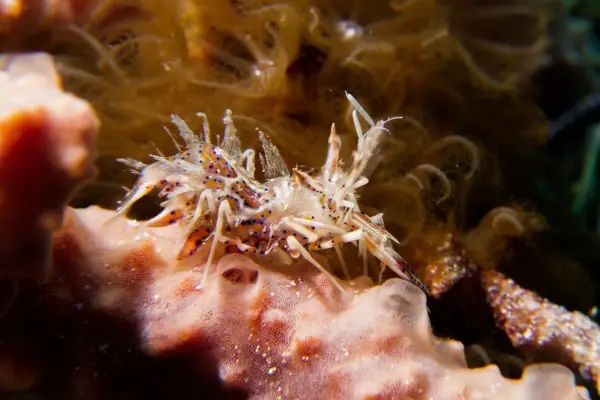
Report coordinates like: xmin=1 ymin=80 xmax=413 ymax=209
xmin=288 ymin=217 xmax=346 ymax=235
xmin=324 ymin=123 xmax=341 ymax=182
xmin=150 ymin=141 xmax=165 ymax=158
xmin=163 ymin=125 xmax=183 ymax=153
xmin=286 ymin=236 xmax=346 ymax=293
xmin=171 ymin=114 xmax=201 ymax=147
xmin=195 ymin=112 xmax=211 ymax=143
xmin=113 ymin=181 xmax=157 ymax=218
xmin=358 ymin=239 xmax=369 ymax=276
xmin=259 ymin=131 xmax=290 ymax=179
xmin=352 ymin=109 xmax=365 ymax=151
xmin=346 ymin=92 xmax=378 ymax=169
xmin=349 ymin=176 xmax=369 ymax=191
xmin=352 ymin=213 xmax=400 ymax=245
xmin=318 ymin=229 xmax=363 ymax=249
xmin=280 ymin=217 xmax=319 ymax=243
xmin=220 ymin=109 xmax=244 ymax=160
xmin=201 ymin=200 xmax=236 ymax=285
xmin=342 ymin=200 xmax=356 ymax=209
xmin=346 ymin=92 xmax=375 ymax=127
xmin=117 ymin=157 xmax=147 ymax=172
xmin=292 ymin=169 xmax=325 ymax=192
xmin=369 ymin=213 xmax=384 ymax=225
xmin=182 ymin=190 xmax=218 ymax=238
xmin=232 ymin=237 xmax=252 ymax=252
xmin=240 ymin=149 xmax=256 ymax=177
xmin=362 ymin=237 xmax=430 ymax=294
xmin=284 ymin=217 xmax=355 ymax=281
xmin=145 ymin=206 xmax=180 ymax=227
xmin=334 ymin=246 xmax=351 ymax=280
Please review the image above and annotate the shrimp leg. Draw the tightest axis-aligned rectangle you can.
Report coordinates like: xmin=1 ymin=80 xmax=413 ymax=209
xmin=286 ymin=236 xmax=347 ymax=293
xmin=201 ymin=200 xmax=236 ymax=285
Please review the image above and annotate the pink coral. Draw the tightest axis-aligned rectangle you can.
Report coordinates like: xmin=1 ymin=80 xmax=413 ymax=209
xmin=51 ymin=206 xmax=589 ymax=399
xmin=0 ymin=53 xmax=98 ymax=279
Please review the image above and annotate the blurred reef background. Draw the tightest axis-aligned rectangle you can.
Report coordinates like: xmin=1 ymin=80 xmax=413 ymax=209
xmin=2 ymin=0 xmax=600 ymax=398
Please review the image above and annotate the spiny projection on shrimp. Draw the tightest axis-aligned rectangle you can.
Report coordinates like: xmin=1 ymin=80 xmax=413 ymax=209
xmin=113 ymin=93 xmax=429 ymax=294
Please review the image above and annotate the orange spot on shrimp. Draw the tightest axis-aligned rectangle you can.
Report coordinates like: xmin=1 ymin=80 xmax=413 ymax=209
xmin=146 ymin=208 xmax=184 ymax=227
xmin=232 ymin=182 xmax=261 ymax=208
xmin=176 ymin=227 xmax=212 ymax=260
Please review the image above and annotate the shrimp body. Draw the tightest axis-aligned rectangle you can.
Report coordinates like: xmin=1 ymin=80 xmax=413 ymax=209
xmin=114 ymin=94 xmax=429 ymax=294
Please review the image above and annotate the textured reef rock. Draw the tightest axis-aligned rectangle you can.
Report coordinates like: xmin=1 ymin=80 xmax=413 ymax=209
xmin=403 ymin=229 xmax=476 ymax=298
xmin=47 ymin=206 xmax=589 ymax=399
xmin=0 ymin=53 xmax=98 ymax=279
xmin=484 ymin=269 xmax=600 ymax=395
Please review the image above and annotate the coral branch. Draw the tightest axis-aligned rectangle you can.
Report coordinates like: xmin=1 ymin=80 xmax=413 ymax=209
xmin=403 ymin=229 xmax=474 ymax=297
xmin=0 ymin=53 xmax=98 ymax=279
xmin=483 ymin=269 xmax=600 ymax=394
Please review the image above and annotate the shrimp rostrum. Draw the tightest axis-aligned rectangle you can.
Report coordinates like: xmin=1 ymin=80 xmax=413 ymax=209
xmin=114 ymin=93 xmax=429 ymax=294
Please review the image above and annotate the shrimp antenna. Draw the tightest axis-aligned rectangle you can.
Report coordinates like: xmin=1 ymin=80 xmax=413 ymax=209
xmin=345 ymin=92 xmax=375 ymax=127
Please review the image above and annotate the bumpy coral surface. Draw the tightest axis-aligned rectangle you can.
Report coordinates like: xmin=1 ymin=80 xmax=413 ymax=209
xmin=484 ymin=269 xmax=600 ymax=395
xmin=0 ymin=53 xmax=98 ymax=279
xmin=50 ymin=206 xmax=589 ymax=399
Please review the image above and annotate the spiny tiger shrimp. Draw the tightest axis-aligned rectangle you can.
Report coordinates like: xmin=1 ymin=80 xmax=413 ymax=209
xmin=113 ymin=93 xmax=429 ymax=294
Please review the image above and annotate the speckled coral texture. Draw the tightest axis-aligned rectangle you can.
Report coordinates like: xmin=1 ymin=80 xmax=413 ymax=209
xmin=50 ymin=206 xmax=589 ymax=400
